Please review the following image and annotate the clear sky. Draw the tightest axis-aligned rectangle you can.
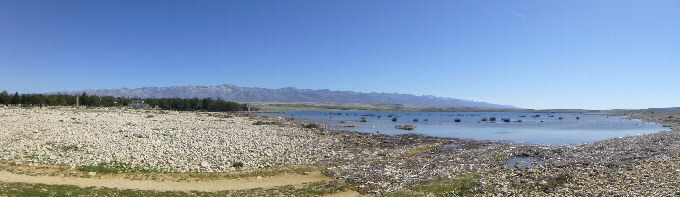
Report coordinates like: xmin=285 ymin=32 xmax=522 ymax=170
xmin=1 ymin=0 xmax=679 ymax=110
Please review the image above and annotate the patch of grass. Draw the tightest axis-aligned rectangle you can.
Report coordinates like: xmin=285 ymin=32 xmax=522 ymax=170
xmin=396 ymin=144 xmax=439 ymax=159
xmin=228 ymin=166 xmax=314 ymax=179
xmin=539 ymin=173 xmax=573 ymax=193
xmin=78 ymin=162 xmax=156 ymax=174
xmin=0 ymin=180 xmax=351 ymax=197
xmin=253 ymin=121 xmax=278 ymax=125
xmin=382 ymin=191 xmax=421 ymax=197
xmin=507 ymin=172 xmax=574 ymax=193
xmin=293 ymin=167 xmax=314 ymax=175
xmin=58 ymin=145 xmax=81 ymax=152
xmin=493 ymin=154 xmax=505 ymax=162
xmin=386 ymin=175 xmax=481 ymax=197
xmin=175 ymin=166 xmax=324 ymax=181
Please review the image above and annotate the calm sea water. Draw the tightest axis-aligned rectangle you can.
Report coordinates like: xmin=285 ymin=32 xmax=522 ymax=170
xmin=255 ymin=111 xmax=667 ymax=145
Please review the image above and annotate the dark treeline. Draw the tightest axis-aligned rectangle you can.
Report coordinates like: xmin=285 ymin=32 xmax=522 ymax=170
xmin=0 ymin=91 xmax=242 ymax=111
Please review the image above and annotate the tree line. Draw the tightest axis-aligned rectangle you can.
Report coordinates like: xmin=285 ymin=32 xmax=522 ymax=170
xmin=0 ymin=91 xmax=242 ymax=111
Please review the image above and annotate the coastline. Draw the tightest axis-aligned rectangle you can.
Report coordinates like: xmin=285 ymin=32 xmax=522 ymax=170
xmin=1 ymin=107 xmax=679 ymax=195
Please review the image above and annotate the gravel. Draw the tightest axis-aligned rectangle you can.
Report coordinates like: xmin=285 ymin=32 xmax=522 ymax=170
xmin=3 ymin=107 xmax=680 ymax=195
xmin=0 ymin=108 xmax=339 ymax=172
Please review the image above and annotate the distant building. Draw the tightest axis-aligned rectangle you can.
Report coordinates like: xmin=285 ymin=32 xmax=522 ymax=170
xmin=130 ymin=100 xmax=145 ymax=108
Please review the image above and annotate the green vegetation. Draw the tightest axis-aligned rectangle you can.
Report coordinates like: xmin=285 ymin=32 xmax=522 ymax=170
xmin=538 ymin=173 xmax=573 ymax=193
xmin=253 ymin=121 xmax=279 ymax=125
xmin=492 ymin=154 xmax=506 ymax=162
xmin=231 ymin=162 xmax=245 ymax=168
xmin=0 ymin=90 xmax=242 ymax=112
xmin=395 ymin=145 xmax=438 ymax=160
xmin=302 ymin=123 xmax=321 ymax=129
xmin=78 ymin=162 xmax=156 ymax=173
xmin=0 ymin=180 xmax=350 ymax=197
xmin=205 ymin=166 xmax=320 ymax=180
xmin=385 ymin=175 xmax=481 ymax=197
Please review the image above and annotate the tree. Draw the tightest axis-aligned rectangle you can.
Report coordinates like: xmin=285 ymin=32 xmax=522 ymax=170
xmin=57 ymin=95 xmax=68 ymax=106
xmin=10 ymin=92 xmax=21 ymax=105
xmin=88 ymin=95 xmax=101 ymax=106
xmin=21 ymin=94 xmax=45 ymax=106
xmin=0 ymin=90 xmax=8 ymax=104
xmin=190 ymin=97 xmax=202 ymax=110
xmin=202 ymin=98 xmax=214 ymax=111
xmin=79 ymin=93 xmax=89 ymax=106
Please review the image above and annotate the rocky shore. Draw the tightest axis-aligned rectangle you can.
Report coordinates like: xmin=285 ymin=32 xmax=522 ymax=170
xmin=323 ymin=110 xmax=680 ymax=195
xmin=2 ymin=107 xmax=680 ymax=195
xmin=0 ymin=108 xmax=344 ymax=172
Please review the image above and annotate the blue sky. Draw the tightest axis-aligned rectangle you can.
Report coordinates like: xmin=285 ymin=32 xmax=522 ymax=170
xmin=1 ymin=0 xmax=679 ymax=109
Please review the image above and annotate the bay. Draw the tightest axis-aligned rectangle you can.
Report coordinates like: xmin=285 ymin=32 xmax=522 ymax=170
xmin=256 ymin=111 xmax=667 ymax=145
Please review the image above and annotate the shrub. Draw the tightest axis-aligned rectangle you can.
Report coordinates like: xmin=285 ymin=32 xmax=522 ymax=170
xmin=253 ymin=121 xmax=275 ymax=125
xmin=540 ymin=173 xmax=573 ymax=193
xmin=303 ymin=123 xmax=320 ymax=129
xmin=232 ymin=162 xmax=244 ymax=168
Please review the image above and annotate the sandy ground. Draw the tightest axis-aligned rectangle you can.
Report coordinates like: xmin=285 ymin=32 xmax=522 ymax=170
xmin=0 ymin=171 xmax=332 ymax=192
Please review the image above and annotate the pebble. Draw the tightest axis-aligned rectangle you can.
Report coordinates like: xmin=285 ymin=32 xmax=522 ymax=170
xmin=0 ymin=108 xmax=340 ymax=172
xmin=3 ymin=107 xmax=680 ymax=195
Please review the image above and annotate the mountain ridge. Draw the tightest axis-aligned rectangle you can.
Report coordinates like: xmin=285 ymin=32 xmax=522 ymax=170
xmin=51 ymin=84 xmax=519 ymax=109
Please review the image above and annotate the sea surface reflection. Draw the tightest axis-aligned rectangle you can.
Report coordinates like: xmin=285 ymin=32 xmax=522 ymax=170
xmin=256 ymin=111 xmax=667 ymax=145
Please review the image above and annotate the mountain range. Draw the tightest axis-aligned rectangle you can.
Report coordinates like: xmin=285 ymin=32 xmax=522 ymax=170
xmin=53 ymin=84 xmax=519 ymax=109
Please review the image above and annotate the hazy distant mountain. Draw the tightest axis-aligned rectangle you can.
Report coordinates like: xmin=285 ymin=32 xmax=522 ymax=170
xmin=53 ymin=84 xmax=519 ymax=109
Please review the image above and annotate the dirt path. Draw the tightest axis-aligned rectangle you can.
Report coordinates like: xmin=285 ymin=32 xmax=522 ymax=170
xmin=0 ymin=171 xmax=333 ymax=192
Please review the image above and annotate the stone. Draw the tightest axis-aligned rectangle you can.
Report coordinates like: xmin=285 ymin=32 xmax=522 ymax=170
xmin=395 ymin=125 xmax=417 ymax=130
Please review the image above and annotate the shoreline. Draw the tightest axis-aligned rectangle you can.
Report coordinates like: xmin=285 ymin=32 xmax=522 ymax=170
xmin=1 ymin=107 xmax=679 ymax=195
xmin=262 ymin=110 xmax=680 ymax=195
xmin=255 ymin=110 xmax=666 ymax=146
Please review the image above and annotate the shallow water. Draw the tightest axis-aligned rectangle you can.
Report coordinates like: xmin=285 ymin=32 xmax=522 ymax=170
xmin=506 ymin=157 xmax=544 ymax=170
xmin=256 ymin=111 xmax=667 ymax=145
